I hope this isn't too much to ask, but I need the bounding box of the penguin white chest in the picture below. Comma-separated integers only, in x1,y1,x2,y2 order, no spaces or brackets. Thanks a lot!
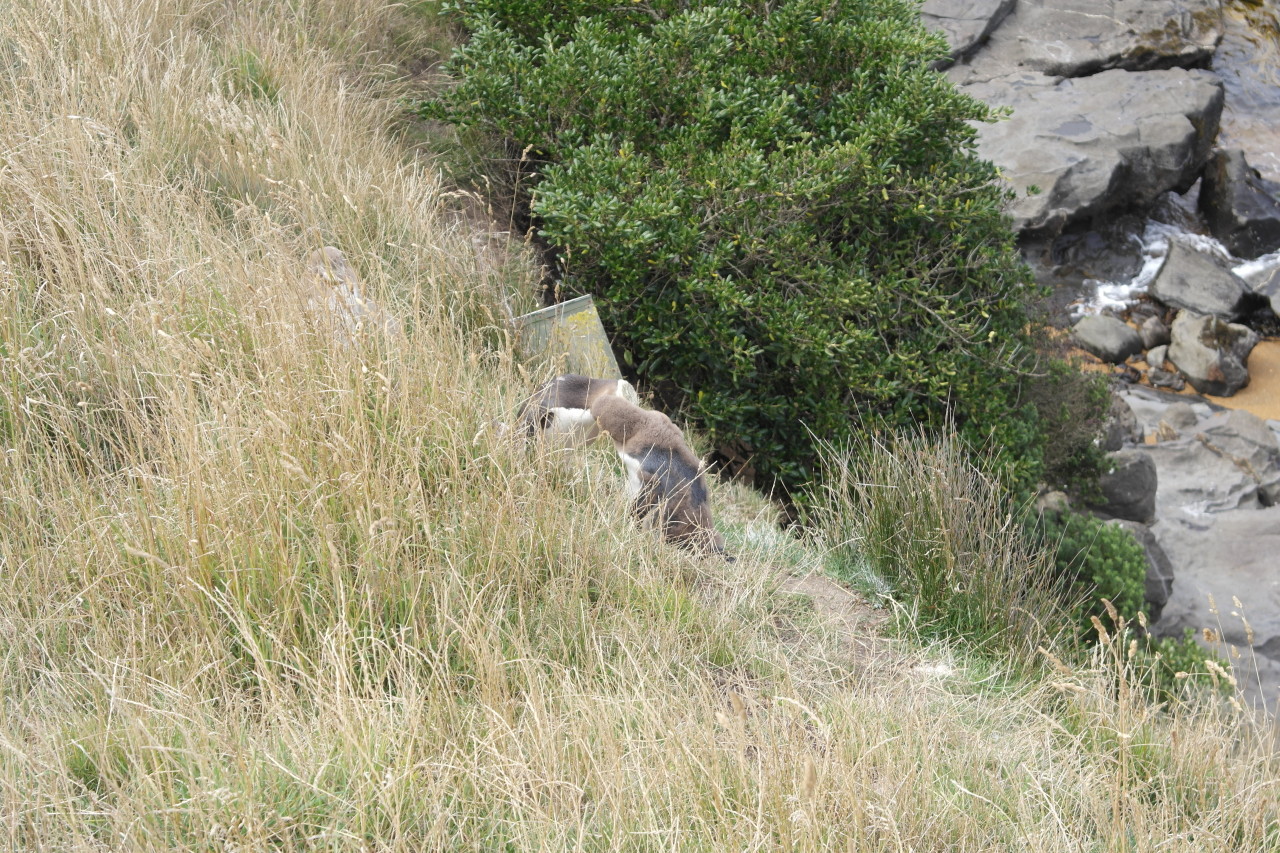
618,450,644,500
545,407,598,444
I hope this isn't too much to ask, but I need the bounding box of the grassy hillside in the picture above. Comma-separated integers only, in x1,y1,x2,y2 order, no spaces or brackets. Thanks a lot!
0,0,1275,849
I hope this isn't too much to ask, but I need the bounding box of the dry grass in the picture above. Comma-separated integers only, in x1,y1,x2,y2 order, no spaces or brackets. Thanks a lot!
0,0,1277,849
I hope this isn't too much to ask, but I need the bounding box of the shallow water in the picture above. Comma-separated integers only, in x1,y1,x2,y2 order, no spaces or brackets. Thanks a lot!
1072,211,1280,318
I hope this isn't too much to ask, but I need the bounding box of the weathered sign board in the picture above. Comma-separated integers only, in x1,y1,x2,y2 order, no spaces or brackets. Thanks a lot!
512,294,622,379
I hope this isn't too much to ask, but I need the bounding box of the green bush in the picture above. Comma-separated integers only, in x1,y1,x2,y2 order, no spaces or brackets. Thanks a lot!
1136,629,1232,703
1037,510,1148,639
1022,354,1110,496
425,0,1051,494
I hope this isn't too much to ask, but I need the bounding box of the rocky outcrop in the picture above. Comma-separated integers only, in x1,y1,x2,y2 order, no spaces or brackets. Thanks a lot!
950,0,1223,82
921,0,1016,62
1116,384,1280,711
1072,314,1142,363
932,0,1229,237
954,69,1224,235
1093,448,1157,523
1166,311,1259,397
1147,240,1251,320
1152,505,1280,712
1199,148,1280,260
921,0,1280,713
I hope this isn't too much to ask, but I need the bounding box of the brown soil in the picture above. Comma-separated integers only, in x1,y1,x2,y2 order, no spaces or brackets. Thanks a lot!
777,571,888,658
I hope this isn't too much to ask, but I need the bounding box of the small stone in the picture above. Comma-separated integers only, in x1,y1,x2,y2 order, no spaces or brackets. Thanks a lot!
1148,367,1186,391
1140,315,1171,349
1073,314,1143,364
1146,344,1169,369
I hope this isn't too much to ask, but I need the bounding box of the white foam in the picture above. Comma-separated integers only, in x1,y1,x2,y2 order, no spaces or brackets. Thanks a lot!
1233,250,1280,285
1072,221,1236,318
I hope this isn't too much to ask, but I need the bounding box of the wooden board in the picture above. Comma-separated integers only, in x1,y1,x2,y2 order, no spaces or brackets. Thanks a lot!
512,294,623,379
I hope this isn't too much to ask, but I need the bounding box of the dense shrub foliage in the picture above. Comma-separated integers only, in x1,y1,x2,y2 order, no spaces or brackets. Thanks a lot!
1038,510,1148,639
1024,353,1111,496
425,0,1047,492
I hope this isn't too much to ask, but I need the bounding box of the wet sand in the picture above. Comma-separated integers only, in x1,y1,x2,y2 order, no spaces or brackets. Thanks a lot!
1075,336,1280,424
1194,339,1280,422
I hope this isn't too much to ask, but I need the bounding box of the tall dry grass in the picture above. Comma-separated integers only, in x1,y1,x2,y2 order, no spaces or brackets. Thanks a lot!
0,0,1276,849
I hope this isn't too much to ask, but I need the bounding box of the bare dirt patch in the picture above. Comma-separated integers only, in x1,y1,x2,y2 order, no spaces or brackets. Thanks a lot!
777,571,889,662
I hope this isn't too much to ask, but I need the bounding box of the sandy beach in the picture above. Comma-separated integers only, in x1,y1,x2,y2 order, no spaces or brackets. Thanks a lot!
1196,339,1280,422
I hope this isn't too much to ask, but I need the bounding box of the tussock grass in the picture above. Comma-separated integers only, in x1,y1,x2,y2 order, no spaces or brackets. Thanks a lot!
0,0,1276,849
811,430,1069,669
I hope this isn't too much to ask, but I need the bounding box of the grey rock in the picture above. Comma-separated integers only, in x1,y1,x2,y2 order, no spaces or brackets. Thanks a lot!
1199,148,1280,259
954,68,1224,235
1146,408,1280,513
1202,409,1280,507
1093,448,1158,523
1152,505,1280,714
1042,219,1148,287
1140,315,1172,349
1163,400,1201,432
1109,519,1175,624
1146,344,1170,369
1129,300,1163,324
1167,311,1259,396
1035,489,1071,515
1148,241,1252,320
1117,384,1214,438
1214,5,1280,184
1148,368,1186,391
921,0,1016,63
1250,266,1280,319
1102,394,1142,451
951,0,1223,83
1073,314,1143,363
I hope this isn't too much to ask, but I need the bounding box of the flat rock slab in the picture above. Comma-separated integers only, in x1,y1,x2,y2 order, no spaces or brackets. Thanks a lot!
950,0,1223,83
1153,505,1280,715
956,68,1224,234
921,0,1016,61
1146,408,1280,513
